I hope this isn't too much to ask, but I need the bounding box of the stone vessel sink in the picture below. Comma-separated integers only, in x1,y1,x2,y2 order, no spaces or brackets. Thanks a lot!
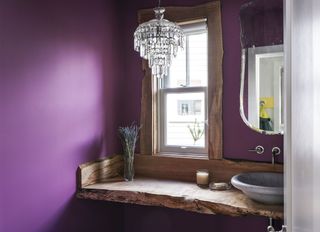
231,172,283,204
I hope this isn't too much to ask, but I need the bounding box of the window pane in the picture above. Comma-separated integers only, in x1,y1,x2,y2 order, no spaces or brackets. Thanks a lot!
165,92,206,147
167,47,187,88
189,33,208,87
166,31,208,88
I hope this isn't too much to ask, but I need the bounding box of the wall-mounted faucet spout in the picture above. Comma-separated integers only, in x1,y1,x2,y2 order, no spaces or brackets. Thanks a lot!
271,147,281,165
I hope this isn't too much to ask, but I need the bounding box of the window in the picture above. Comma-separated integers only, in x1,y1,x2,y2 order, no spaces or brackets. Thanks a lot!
139,2,223,160
159,21,208,154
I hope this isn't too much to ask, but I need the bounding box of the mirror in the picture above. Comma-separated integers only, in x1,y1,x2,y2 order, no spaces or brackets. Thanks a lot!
239,0,284,135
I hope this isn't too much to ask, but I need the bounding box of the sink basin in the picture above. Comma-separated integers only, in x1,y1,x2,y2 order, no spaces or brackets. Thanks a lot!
231,172,283,204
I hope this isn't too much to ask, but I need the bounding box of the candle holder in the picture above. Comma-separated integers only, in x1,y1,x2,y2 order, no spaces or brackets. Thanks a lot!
196,169,209,188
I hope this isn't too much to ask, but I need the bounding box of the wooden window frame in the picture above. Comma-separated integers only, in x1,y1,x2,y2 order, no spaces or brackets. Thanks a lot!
140,1,223,160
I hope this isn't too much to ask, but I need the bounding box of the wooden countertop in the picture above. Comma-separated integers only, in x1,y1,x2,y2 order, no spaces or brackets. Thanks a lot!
77,177,283,219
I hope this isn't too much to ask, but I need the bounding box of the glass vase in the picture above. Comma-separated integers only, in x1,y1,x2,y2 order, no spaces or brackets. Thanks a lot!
123,155,134,181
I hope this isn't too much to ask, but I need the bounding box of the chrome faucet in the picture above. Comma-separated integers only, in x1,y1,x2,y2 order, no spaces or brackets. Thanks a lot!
268,218,287,232
271,147,281,165
248,146,281,165
248,145,265,154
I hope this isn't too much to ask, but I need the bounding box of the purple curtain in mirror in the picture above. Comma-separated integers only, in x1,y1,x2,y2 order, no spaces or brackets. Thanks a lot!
240,0,283,48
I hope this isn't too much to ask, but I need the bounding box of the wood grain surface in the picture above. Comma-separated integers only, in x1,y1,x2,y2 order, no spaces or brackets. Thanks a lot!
77,177,283,219
134,154,283,183
77,155,123,188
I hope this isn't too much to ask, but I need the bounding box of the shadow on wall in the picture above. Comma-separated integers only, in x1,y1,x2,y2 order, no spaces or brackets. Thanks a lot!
0,0,124,231
44,197,123,232
123,204,272,232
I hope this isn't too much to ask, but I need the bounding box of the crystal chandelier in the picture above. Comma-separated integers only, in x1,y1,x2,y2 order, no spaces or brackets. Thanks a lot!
134,0,185,79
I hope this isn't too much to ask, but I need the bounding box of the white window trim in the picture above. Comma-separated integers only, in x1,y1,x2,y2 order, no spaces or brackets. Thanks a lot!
158,86,208,155
157,20,209,156
164,22,208,89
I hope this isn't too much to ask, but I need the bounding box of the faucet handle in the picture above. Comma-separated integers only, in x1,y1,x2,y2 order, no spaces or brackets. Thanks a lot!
248,145,265,154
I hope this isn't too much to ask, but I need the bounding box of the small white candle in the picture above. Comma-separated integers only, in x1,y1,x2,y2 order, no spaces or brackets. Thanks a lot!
196,170,209,187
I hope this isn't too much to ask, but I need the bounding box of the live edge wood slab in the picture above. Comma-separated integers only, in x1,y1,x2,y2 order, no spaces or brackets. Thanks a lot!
76,155,284,219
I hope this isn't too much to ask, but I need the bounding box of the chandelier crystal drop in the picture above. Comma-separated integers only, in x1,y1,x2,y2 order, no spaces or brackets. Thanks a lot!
134,7,185,79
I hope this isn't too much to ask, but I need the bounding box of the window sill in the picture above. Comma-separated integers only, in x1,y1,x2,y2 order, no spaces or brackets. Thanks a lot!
77,155,283,219
154,152,209,160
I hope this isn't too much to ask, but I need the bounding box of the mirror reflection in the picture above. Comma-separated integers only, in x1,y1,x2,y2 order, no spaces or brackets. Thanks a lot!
239,0,284,135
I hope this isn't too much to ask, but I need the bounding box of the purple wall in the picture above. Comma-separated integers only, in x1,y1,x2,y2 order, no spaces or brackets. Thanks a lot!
119,0,283,231
0,1,123,231
240,0,283,48
0,0,283,231
124,205,275,232
221,0,283,162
